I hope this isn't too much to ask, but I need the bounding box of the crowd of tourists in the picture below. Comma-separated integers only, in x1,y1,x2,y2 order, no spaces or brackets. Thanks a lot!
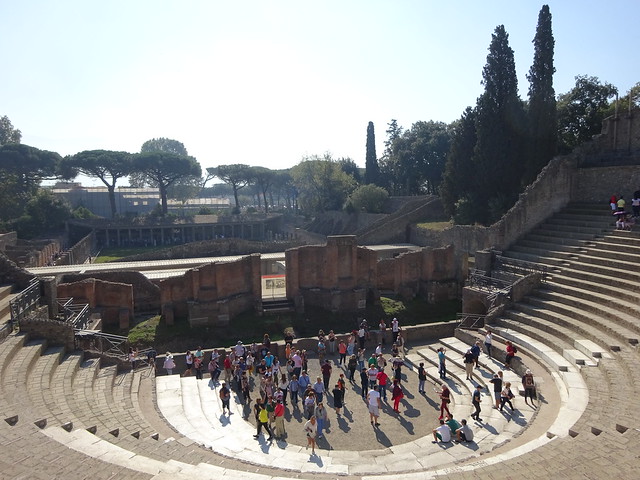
610,190,640,230
160,322,535,454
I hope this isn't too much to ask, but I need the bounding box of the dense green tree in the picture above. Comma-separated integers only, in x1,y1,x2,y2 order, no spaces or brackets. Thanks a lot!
473,25,526,224
557,75,617,153
0,115,21,145
346,184,389,213
0,144,61,223
141,137,188,156
209,164,252,213
12,190,71,239
291,154,355,213
364,121,380,185
61,150,133,218
384,121,451,195
249,166,276,213
524,4,557,186
602,82,640,118
439,107,478,219
338,157,362,183
270,170,296,210
378,119,403,192
132,152,202,215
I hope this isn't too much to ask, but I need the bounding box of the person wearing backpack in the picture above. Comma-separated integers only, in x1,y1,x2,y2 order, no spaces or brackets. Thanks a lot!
219,382,233,415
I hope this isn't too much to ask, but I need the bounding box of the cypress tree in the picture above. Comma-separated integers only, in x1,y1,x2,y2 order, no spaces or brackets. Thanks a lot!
473,25,525,224
524,4,557,185
364,121,380,185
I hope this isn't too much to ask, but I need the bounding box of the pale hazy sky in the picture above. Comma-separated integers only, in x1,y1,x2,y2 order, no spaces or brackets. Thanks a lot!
2,1,638,185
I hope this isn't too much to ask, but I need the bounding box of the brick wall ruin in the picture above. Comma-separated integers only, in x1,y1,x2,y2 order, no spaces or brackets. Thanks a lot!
57,278,134,328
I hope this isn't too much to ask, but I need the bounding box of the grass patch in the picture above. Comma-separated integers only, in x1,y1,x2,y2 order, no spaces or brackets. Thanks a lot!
115,297,461,352
94,246,166,263
415,220,452,231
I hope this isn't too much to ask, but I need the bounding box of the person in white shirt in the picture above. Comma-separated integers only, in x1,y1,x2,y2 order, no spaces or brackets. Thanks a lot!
391,318,399,343
432,419,452,443
367,385,382,426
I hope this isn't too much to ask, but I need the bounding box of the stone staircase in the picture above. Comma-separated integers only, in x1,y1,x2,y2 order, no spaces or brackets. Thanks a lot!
453,202,640,477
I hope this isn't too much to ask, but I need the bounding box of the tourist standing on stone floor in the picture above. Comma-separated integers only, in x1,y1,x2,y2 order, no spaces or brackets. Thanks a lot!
328,330,336,354
392,355,406,383
313,376,325,404
391,379,404,413
298,370,311,392
347,332,356,356
304,416,317,454
245,352,254,375
418,362,427,394
194,355,203,380
289,375,300,406
522,369,537,406
471,341,481,368
338,340,347,365
357,348,366,371
321,360,332,390
610,194,618,211
377,353,387,371
273,400,285,439
301,349,308,372
223,354,233,382
220,382,233,415
484,329,493,357
285,342,291,361
367,384,382,426
360,368,369,399
437,347,447,379
348,355,357,381
500,382,515,412
391,342,399,357
128,347,138,370
396,330,405,356
183,350,193,377
392,317,399,343
254,400,274,442
436,383,451,419
314,402,328,438
278,373,289,406
241,371,251,402
163,352,175,375
292,350,303,378
463,348,475,381
337,374,346,404
332,383,344,415
367,365,378,389
379,319,387,344
490,371,503,409
471,385,483,422
317,339,326,363
358,324,366,349
304,391,316,419
377,368,390,401
262,334,271,357
632,192,640,218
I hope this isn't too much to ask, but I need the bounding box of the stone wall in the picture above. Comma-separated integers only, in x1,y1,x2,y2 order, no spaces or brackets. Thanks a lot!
20,308,75,351
159,254,262,327
573,165,640,204
286,236,378,313
0,232,17,252
0,252,36,289
377,245,462,301
57,278,134,328
62,271,160,314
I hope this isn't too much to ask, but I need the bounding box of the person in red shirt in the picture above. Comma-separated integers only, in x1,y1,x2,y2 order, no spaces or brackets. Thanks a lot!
376,369,389,401
505,341,517,369
391,379,404,413
273,400,286,439
321,360,332,390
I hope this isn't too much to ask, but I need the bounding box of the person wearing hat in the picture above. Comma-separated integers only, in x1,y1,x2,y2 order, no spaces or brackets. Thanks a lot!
522,369,536,406
163,352,175,375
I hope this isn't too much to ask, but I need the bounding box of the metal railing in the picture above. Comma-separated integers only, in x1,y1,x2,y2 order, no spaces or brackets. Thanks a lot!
457,313,486,329
57,298,91,330
74,330,129,358
9,278,41,326
493,255,548,282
